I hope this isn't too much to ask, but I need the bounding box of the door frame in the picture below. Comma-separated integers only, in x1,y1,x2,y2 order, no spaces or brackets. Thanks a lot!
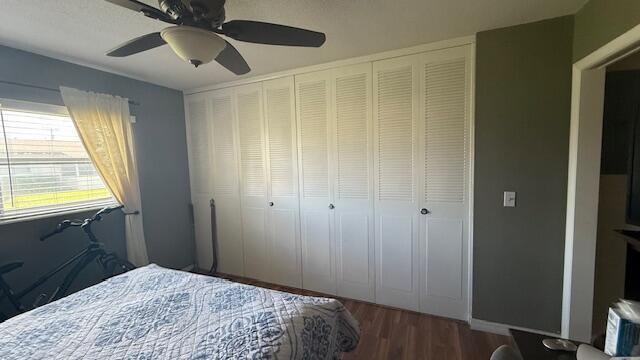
562,24,640,342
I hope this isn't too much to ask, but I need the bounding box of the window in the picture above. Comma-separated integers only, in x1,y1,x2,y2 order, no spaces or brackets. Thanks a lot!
0,99,115,221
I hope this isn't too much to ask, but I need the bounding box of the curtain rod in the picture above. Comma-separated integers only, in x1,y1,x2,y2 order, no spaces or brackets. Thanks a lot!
0,80,140,106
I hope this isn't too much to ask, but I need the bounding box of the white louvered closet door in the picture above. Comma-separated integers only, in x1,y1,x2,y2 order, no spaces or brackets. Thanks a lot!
185,96,214,270
332,63,375,302
295,70,336,295
209,89,243,276
373,54,422,311
418,46,471,320
263,76,302,288
235,83,270,281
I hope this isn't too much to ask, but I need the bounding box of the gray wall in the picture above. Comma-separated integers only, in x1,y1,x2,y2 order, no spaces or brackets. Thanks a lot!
0,45,194,313
573,0,640,61
473,16,574,333
0,210,126,315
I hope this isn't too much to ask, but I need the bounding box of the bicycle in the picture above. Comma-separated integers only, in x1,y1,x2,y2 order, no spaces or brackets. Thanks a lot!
0,205,135,321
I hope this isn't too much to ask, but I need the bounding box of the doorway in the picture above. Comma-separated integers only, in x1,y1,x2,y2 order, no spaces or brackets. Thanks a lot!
563,24,640,342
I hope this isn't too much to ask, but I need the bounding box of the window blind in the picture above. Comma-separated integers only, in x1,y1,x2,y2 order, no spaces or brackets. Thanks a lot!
0,102,114,221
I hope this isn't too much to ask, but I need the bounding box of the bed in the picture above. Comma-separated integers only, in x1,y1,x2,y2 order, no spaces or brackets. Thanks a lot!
0,264,360,359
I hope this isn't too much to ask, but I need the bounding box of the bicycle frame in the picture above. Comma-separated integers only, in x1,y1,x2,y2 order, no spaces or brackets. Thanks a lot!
0,205,129,318
0,244,108,313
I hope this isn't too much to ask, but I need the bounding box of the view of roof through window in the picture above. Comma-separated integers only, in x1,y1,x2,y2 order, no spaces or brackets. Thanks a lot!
0,107,113,220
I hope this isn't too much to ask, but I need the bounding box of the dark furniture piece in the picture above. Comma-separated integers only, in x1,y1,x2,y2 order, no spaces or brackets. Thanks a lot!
615,229,640,301
511,329,584,360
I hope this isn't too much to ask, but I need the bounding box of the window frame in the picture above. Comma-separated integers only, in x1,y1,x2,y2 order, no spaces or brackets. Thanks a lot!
0,98,117,224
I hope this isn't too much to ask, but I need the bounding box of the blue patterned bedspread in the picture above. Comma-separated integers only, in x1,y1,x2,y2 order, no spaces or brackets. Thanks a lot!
0,264,360,359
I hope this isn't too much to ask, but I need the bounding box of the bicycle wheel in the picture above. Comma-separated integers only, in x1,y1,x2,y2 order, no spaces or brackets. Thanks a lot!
100,253,135,279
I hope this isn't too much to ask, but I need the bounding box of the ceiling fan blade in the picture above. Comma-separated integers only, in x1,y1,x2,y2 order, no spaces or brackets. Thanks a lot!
106,32,166,57
221,20,326,47
215,41,250,75
104,0,174,22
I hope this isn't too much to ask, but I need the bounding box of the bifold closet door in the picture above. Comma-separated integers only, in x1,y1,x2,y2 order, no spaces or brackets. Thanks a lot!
185,96,215,270
263,76,302,288
373,54,422,311
235,83,270,281
332,63,375,302
295,70,336,295
209,89,243,276
418,46,471,320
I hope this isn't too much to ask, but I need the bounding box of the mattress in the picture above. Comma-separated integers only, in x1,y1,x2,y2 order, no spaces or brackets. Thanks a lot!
0,264,359,359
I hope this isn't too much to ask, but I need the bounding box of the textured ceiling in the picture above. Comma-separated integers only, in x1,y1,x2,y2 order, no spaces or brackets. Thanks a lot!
1,0,586,90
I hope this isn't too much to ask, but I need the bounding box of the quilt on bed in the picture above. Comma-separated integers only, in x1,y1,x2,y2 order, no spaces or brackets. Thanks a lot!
0,264,359,359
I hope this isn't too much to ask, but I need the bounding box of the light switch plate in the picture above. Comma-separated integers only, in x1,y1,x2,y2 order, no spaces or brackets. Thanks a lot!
503,191,516,207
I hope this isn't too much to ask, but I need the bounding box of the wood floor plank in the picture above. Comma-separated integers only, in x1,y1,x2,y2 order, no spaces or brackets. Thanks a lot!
405,323,418,360
207,272,511,359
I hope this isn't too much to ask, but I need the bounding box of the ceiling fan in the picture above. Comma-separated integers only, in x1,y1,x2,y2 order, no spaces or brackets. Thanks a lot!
104,0,326,75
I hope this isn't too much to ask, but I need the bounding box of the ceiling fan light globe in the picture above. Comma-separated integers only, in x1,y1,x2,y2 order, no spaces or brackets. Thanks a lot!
160,26,226,66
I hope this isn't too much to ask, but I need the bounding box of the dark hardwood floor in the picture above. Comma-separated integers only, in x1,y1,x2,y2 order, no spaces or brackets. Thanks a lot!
211,271,512,360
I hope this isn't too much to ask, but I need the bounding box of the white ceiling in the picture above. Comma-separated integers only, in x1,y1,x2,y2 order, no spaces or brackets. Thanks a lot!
1,0,586,91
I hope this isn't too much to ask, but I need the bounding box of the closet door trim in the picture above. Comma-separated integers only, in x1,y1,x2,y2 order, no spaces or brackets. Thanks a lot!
209,87,244,276
235,82,270,282
184,94,214,270
372,54,422,311
295,69,337,294
417,45,472,321
332,62,376,302
263,76,302,287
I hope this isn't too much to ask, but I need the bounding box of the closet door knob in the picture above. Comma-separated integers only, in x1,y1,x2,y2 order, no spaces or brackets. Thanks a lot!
328,203,335,210
268,201,274,207
420,208,430,215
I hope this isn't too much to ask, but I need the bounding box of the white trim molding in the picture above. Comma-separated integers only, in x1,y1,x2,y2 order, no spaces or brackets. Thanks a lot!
562,23,640,342
562,66,605,342
467,41,477,323
185,35,476,95
0,97,69,115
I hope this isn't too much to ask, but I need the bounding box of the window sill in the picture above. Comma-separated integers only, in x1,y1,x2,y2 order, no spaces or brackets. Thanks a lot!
0,201,120,226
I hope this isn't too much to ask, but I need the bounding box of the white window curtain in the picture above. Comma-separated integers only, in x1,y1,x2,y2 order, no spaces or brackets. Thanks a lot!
60,87,149,266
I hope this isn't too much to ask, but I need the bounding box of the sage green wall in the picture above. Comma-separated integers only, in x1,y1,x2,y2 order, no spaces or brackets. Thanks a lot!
473,16,574,333
574,0,640,61
472,0,640,333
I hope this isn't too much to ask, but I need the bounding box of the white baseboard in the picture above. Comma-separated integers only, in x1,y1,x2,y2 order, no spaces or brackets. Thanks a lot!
469,318,561,338
180,264,195,272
